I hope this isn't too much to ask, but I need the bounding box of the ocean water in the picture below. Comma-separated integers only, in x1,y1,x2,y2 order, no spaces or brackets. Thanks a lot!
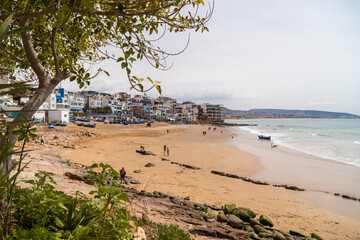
226,119,360,167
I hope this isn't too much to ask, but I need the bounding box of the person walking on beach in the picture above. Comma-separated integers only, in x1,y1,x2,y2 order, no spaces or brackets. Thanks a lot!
40,136,45,144
163,145,167,155
120,167,126,185
167,147,169,156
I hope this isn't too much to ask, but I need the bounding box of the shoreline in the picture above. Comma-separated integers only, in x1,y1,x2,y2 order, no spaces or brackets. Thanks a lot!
58,122,360,239
229,126,360,222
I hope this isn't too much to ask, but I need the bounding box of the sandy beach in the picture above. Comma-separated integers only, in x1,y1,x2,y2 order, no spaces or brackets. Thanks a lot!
57,122,360,239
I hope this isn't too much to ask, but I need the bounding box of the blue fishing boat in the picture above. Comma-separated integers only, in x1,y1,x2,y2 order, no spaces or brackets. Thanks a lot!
84,123,96,128
60,123,67,127
77,123,84,126
48,124,55,128
258,135,271,140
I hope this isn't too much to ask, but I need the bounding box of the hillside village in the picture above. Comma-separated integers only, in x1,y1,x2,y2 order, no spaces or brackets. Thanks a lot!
0,73,224,124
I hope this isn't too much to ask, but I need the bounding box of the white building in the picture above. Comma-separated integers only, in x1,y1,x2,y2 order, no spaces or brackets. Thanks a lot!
48,110,70,123
68,91,84,112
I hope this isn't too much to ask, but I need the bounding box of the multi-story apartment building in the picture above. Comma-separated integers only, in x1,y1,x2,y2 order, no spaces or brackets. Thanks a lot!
55,88,70,110
201,103,224,123
68,91,84,112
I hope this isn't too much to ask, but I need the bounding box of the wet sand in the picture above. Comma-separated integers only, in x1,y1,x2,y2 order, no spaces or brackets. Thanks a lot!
61,122,360,239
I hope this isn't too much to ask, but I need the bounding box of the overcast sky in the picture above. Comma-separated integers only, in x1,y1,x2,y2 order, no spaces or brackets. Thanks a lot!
63,0,360,115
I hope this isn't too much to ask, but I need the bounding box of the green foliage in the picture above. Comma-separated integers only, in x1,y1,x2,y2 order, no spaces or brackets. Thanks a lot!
1,0,212,93
5,162,192,239
137,220,192,240
93,106,112,114
8,169,133,239
84,162,122,187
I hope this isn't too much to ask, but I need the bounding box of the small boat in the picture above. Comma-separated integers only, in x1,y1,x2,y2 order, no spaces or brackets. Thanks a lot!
77,123,84,126
48,124,55,128
60,122,67,127
85,123,96,128
258,135,271,140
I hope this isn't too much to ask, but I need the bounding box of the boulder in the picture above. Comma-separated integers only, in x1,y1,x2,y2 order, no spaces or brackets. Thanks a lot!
64,172,84,181
233,208,251,222
226,214,243,229
253,225,270,235
133,169,142,173
133,227,147,240
273,231,286,240
259,215,274,227
144,163,155,167
249,218,261,227
289,230,305,237
249,232,261,240
242,223,254,232
311,233,323,240
183,201,195,209
216,212,227,222
169,196,182,205
258,232,273,238
224,204,236,214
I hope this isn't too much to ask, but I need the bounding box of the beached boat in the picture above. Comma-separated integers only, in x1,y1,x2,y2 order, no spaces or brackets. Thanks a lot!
84,123,96,128
48,124,55,128
77,123,84,126
258,135,271,140
60,123,67,127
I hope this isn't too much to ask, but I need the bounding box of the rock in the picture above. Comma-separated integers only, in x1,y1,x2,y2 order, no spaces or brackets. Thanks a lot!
64,172,84,181
289,230,305,237
226,214,243,229
217,212,227,222
311,232,323,240
183,201,195,209
194,203,208,212
242,223,254,232
253,225,270,235
224,204,236,214
249,232,261,240
133,169,142,173
184,196,190,200
341,194,357,201
144,163,155,167
233,208,251,222
169,196,182,205
129,179,141,184
273,231,286,240
258,231,273,238
161,157,170,161
285,185,305,191
259,215,274,227
205,204,221,211
249,218,261,227
133,226,147,240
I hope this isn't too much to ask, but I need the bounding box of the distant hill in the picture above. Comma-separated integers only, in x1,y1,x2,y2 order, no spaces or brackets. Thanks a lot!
224,108,360,119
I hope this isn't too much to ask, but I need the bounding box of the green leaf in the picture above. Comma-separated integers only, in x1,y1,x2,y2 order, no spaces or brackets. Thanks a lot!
0,13,13,41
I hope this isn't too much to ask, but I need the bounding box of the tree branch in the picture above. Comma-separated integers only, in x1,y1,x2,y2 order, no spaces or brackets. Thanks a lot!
0,8,58,21
0,46,30,67
51,28,60,75
19,17,48,86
